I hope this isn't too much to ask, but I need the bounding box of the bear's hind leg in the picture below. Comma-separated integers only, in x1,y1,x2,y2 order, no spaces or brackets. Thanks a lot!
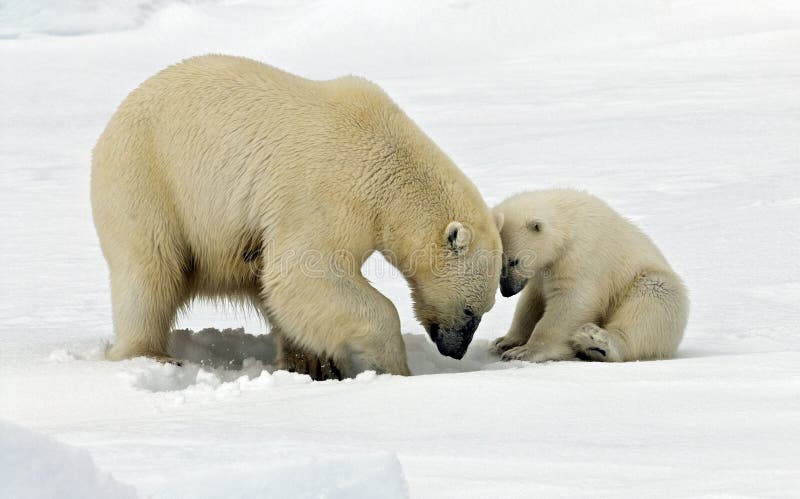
106,265,187,362
104,228,189,362
93,133,190,363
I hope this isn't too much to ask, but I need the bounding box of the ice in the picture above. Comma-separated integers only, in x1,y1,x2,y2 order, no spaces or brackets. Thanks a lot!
0,421,136,499
148,450,409,499
0,0,172,38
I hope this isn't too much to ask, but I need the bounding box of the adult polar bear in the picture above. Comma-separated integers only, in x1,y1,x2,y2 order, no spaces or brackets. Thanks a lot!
92,55,502,377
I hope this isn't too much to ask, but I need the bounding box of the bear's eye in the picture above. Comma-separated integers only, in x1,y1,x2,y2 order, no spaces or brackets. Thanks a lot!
508,258,519,268
464,308,474,317
527,220,542,233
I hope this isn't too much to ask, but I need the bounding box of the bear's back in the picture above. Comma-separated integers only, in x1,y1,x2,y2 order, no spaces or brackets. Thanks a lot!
125,55,395,128
524,189,673,278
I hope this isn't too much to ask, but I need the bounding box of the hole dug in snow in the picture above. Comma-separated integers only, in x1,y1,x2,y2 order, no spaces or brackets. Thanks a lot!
108,327,511,394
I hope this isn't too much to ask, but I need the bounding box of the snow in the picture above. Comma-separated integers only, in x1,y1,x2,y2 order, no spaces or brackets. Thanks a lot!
0,0,163,38
2,0,800,497
0,421,136,499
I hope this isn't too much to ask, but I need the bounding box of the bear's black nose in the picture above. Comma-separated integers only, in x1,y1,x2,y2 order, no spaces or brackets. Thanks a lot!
429,323,440,342
430,316,480,360
500,276,526,297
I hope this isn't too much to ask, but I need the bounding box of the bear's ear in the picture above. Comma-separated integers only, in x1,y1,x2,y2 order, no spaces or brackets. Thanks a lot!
527,218,545,233
493,212,505,231
445,221,471,253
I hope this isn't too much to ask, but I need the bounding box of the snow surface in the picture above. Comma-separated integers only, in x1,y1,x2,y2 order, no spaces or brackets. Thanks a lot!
2,1,800,497
0,421,136,498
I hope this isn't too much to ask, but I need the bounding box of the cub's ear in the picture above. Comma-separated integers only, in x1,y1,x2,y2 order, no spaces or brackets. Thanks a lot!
527,218,545,233
445,221,472,253
493,212,505,231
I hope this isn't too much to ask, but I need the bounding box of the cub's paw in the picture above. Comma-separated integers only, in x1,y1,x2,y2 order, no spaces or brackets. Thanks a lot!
571,323,622,362
501,345,533,361
501,343,574,363
490,335,525,354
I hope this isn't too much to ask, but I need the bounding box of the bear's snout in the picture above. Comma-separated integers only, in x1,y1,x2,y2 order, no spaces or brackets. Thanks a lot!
500,275,527,297
428,316,481,360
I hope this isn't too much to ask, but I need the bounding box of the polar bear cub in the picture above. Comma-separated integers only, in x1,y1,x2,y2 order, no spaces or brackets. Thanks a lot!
491,189,688,362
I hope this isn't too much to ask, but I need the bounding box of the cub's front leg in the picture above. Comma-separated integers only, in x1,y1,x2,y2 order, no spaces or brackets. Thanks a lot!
501,291,592,362
491,284,545,354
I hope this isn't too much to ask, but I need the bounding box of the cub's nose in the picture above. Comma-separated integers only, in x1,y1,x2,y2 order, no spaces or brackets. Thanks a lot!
500,276,526,297
501,258,520,279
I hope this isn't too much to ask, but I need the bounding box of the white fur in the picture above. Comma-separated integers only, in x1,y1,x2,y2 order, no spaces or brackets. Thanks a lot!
91,55,501,376
491,189,689,362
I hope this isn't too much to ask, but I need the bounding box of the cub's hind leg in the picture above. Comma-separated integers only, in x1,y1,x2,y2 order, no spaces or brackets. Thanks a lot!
571,323,624,362
571,272,688,362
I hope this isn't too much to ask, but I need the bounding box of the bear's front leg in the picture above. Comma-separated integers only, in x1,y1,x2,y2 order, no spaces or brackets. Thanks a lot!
273,330,342,380
502,341,575,363
501,292,592,363
491,284,545,354
263,269,411,378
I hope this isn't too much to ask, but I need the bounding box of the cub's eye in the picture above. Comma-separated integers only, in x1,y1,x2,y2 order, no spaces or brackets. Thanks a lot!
464,308,474,317
508,258,520,268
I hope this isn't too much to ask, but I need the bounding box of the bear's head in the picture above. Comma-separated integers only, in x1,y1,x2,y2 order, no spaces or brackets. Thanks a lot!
405,218,502,360
493,193,568,297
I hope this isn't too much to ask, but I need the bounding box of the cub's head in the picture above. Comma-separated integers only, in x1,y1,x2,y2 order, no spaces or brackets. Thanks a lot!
493,193,566,297
407,218,502,360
